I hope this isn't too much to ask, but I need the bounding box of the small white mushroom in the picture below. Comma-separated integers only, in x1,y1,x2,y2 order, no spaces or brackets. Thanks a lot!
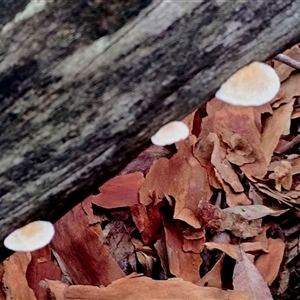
151,121,189,146
215,61,280,106
4,220,55,252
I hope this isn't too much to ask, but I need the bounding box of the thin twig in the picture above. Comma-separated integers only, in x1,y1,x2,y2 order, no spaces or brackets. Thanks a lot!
275,135,300,154
274,53,300,70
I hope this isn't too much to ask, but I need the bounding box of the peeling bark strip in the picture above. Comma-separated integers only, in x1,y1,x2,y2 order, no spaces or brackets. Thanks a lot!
0,0,299,260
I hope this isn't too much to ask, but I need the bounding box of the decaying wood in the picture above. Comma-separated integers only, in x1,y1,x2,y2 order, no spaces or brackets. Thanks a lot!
0,0,300,260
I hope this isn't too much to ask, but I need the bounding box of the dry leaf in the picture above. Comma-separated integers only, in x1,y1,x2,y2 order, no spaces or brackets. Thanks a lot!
200,203,262,238
120,145,171,175
214,170,252,206
291,107,300,119
255,238,285,285
204,242,268,260
46,275,249,300
251,224,270,251
154,239,169,279
272,73,300,108
248,183,264,205
139,136,212,228
276,267,290,295
197,254,225,288
209,132,244,192
194,136,221,189
269,156,300,176
223,205,289,220
233,249,273,300
136,252,156,277
290,156,300,175
269,160,292,191
253,103,273,132
213,105,267,178
221,214,262,239
261,100,295,166
193,110,222,189
255,182,299,208
92,172,144,209
2,252,37,300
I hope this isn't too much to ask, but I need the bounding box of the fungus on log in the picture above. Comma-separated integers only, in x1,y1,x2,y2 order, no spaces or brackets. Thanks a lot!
0,0,300,260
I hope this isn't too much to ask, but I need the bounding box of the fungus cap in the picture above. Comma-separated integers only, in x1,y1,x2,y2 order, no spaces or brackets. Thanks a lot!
215,61,280,106
151,121,189,146
4,220,55,252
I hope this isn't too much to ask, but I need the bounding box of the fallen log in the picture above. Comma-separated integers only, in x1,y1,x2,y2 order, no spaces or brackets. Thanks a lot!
0,0,299,260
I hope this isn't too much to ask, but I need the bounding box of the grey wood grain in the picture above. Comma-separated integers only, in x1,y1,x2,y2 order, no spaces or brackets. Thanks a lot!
0,0,299,260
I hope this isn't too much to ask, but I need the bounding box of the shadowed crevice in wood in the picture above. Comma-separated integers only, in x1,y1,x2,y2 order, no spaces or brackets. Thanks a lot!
0,0,30,29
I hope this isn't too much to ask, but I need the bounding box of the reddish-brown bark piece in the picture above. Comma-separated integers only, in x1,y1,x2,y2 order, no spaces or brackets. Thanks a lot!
51,203,125,286
182,227,205,253
213,170,252,206
139,136,212,228
120,145,171,176
209,133,244,193
92,172,144,209
0,0,300,265
261,99,295,165
130,202,163,245
213,105,267,179
46,275,249,300
162,208,203,283
253,103,273,132
0,264,5,300
194,99,230,190
26,246,61,300
274,73,300,107
81,195,98,225
2,253,36,300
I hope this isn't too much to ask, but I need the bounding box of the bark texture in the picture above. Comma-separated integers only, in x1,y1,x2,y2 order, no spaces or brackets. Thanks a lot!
0,0,300,260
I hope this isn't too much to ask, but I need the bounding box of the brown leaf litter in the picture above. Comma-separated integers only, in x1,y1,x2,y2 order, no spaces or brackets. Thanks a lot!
3,45,300,300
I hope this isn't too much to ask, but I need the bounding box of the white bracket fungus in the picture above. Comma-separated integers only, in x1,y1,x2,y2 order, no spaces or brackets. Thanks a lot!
4,220,55,252
151,121,189,146
215,61,280,106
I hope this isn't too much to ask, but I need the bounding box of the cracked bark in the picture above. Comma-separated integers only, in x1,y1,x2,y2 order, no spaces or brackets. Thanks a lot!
0,0,300,260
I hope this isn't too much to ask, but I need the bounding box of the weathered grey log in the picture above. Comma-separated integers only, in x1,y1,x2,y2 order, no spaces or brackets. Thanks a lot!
0,0,300,260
